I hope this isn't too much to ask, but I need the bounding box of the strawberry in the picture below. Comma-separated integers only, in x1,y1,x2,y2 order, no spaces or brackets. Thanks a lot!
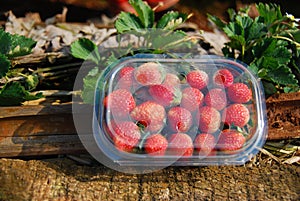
130,101,166,133
204,88,227,111
222,104,250,127
103,89,136,120
163,73,181,87
116,66,135,90
167,107,192,132
216,129,246,152
213,69,234,88
194,133,216,156
180,87,204,112
168,133,194,156
109,121,141,152
186,70,209,90
227,83,252,103
198,106,221,133
134,62,165,86
144,134,168,156
148,84,182,107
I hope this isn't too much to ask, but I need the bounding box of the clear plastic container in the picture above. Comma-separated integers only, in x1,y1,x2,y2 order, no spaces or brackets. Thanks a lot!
91,54,267,173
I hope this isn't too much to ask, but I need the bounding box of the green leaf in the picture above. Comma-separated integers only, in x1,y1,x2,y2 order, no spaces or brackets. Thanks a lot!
207,14,226,29
267,66,298,86
262,80,277,96
82,74,101,104
253,38,291,69
256,3,282,26
129,0,154,28
115,12,143,33
70,38,100,64
157,11,188,30
8,34,36,58
0,29,11,55
0,82,42,106
25,74,39,91
0,53,10,78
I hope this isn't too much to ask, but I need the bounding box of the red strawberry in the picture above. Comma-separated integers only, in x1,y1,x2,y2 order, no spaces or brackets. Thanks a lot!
103,89,136,120
163,73,181,87
194,133,216,156
148,84,182,107
167,107,192,132
204,88,227,111
168,133,194,156
186,70,209,90
198,106,221,133
213,69,234,88
109,121,141,152
180,87,204,112
116,66,136,90
227,83,252,103
130,101,166,133
217,129,246,152
144,134,168,156
222,104,250,127
134,62,165,86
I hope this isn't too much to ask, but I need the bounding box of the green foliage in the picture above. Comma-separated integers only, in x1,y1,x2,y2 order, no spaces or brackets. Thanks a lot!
208,3,300,95
0,29,41,106
71,0,194,103
0,82,43,106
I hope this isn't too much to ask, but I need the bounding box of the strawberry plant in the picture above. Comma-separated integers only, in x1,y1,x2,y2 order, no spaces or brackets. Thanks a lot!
70,0,194,103
0,29,42,106
208,3,300,95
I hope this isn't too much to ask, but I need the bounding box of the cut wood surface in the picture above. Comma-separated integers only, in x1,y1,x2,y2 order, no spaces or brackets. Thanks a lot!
0,157,299,201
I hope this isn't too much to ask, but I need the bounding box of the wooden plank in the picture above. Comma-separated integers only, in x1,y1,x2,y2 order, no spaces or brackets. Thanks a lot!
0,135,86,157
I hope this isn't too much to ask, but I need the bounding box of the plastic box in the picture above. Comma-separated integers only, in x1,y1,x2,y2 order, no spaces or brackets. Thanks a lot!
91,54,267,172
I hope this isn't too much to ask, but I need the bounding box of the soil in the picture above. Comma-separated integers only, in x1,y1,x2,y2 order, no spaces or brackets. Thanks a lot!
0,155,299,201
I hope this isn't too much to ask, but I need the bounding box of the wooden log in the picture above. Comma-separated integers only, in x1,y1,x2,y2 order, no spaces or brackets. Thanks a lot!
266,92,300,140
0,92,299,157
0,103,91,157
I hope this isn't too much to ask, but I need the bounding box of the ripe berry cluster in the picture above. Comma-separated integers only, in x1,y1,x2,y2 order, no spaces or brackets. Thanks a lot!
102,61,253,157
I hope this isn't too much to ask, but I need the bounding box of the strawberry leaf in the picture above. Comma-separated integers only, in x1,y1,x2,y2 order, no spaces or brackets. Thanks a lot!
70,38,100,64
0,29,11,55
7,34,36,58
129,0,154,28
0,53,10,78
115,12,143,33
156,11,189,30
0,82,43,106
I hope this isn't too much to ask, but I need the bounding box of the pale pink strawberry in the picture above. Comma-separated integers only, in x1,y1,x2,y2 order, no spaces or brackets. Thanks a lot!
130,101,166,133
222,104,250,127
168,133,194,156
167,107,192,132
227,83,252,103
204,88,227,110
109,121,141,152
180,87,204,112
144,134,168,156
116,66,135,90
163,73,181,87
216,129,246,152
186,70,209,90
213,69,234,88
198,106,221,133
103,89,136,120
194,133,216,156
148,84,182,107
134,62,165,86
